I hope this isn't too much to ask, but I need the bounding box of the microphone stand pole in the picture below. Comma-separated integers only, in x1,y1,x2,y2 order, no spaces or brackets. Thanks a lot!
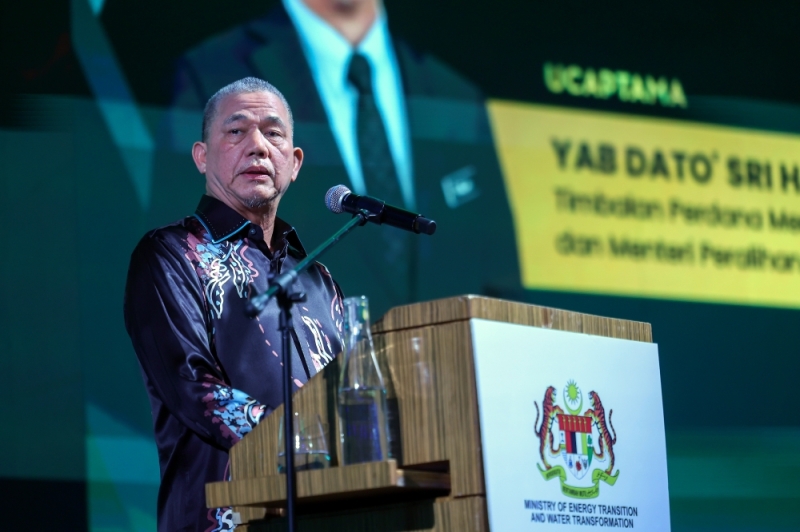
245,211,369,532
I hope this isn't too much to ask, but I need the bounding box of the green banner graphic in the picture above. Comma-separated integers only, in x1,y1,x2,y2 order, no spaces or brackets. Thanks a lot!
537,464,620,499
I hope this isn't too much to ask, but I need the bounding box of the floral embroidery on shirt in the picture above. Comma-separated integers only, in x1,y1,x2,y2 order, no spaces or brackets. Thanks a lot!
185,224,258,318
300,314,337,372
201,378,265,444
205,507,236,532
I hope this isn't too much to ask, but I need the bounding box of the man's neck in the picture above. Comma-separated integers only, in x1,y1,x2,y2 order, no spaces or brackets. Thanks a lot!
208,191,281,251
302,0,378,46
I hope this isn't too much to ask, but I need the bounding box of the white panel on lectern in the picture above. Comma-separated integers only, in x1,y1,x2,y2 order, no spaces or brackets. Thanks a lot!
471,319,670,531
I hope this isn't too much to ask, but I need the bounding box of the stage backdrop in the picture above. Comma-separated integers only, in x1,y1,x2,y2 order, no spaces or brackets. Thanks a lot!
2,0,798,530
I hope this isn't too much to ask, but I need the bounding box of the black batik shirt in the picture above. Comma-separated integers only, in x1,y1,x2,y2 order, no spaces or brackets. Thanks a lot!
124,195,344,532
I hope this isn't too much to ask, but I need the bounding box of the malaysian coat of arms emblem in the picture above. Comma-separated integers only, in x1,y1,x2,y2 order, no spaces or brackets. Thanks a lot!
534,380,619,498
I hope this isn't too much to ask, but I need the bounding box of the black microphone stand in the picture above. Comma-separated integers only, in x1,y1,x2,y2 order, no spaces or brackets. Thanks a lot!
245,210,369,532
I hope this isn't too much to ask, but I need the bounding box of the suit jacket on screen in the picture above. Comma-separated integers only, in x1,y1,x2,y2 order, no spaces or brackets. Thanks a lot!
167,5,521,317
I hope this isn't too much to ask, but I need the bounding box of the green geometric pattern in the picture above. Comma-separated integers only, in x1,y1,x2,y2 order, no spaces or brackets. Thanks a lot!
72,0,154,210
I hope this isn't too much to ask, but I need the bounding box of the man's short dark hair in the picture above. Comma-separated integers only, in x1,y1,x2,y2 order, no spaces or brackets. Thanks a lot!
201,77,294,142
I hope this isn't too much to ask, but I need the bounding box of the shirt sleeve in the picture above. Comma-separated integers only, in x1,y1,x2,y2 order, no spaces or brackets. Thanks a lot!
124,233,266,450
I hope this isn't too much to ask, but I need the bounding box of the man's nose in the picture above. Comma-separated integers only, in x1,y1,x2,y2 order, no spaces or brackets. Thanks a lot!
247,129,270,158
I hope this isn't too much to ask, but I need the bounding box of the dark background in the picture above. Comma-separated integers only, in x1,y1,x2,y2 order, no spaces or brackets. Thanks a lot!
2,0,798,530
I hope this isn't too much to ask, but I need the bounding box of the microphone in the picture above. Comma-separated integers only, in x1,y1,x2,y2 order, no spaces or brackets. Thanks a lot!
325,185,436,235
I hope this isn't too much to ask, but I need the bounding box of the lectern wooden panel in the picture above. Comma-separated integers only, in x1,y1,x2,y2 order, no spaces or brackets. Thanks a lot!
205,295,652,530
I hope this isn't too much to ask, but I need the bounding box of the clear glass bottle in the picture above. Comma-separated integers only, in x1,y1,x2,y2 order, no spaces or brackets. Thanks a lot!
338,295,390,465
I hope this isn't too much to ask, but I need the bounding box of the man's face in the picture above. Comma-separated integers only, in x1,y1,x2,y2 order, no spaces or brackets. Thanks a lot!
192,91,303,216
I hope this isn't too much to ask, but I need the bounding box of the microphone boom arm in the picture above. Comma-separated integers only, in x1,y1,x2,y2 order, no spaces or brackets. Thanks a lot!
245,210,369,317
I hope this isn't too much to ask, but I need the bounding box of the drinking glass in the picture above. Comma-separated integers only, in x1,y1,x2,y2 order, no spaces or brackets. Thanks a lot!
277,411,330,473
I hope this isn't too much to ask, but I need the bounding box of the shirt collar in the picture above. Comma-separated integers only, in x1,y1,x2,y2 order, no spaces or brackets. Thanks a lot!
356,10,390,63
193,195,307,256
282,0,391,81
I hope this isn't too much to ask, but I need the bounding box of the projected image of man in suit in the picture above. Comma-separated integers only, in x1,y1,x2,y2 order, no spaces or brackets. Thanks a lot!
167,0,520,316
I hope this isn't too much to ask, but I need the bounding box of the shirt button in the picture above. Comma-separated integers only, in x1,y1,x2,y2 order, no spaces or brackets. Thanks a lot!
248,227,257,236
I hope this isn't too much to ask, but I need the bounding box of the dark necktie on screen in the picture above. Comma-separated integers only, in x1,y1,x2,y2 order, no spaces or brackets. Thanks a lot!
347,52,413,303
347,53,403,207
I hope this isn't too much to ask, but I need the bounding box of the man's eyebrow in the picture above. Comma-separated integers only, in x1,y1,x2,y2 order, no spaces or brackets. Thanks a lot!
262,115,287,130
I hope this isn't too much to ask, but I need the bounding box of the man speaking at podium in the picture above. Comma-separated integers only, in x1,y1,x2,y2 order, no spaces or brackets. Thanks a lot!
125,78,344,531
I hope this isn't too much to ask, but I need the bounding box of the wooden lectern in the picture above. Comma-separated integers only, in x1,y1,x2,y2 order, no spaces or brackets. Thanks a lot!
206,295,652,531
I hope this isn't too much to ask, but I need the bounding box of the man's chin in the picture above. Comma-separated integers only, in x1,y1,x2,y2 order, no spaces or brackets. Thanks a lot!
242,191,279,210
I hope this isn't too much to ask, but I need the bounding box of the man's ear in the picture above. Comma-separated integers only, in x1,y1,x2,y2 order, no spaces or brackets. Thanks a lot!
192,141,208,174
291,147,304,182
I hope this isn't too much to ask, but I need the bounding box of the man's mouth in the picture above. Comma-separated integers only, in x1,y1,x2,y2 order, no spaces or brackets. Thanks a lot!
240,165,272,180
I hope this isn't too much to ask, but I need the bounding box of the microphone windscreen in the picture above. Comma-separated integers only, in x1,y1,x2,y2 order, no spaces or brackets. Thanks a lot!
325,185,351,214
